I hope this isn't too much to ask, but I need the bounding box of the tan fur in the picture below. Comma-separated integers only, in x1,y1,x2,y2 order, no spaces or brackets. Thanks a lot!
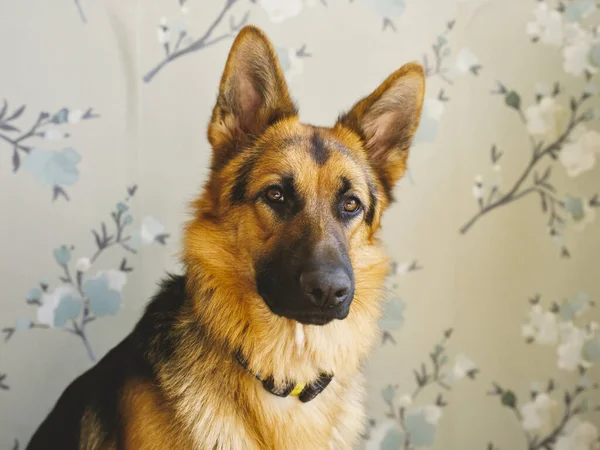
116,25,425,449
79,409,115,450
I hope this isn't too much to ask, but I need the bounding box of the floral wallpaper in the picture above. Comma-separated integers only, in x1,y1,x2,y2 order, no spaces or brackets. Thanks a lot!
1,0,599,449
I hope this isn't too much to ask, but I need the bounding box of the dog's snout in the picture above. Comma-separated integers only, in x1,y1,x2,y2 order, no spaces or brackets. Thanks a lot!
300,269,352,309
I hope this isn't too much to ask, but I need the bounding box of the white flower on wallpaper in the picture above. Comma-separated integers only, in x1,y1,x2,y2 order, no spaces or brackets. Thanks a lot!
557,321,593,371
521,304,559,344
75,257,92,273
257,0,320,23
563,37,597,77
526,0,600,77
487,293,600,450
559,127,600,177
563,21,599,77
446,47,480,80
156,17,171,45
519,393,560,434
2,186,169,361
471,175,484,201
521,293,600,373
444,353,478,383
140,216,168,245
525,96,567,142
555,419,600,450
526,2,564,46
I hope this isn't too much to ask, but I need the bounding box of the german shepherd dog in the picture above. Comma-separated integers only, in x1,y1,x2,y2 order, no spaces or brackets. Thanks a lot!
27,25,425,450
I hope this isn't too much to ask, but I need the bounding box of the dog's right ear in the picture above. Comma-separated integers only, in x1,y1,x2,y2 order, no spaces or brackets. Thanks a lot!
208,26,297,169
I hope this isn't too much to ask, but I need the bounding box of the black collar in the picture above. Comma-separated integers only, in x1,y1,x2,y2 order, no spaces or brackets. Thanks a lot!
234,350,333,403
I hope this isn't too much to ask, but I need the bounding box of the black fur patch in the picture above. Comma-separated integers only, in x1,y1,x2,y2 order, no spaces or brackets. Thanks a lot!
379,177,394,203
231,153,259,204
337,177,353,200
365,181,378,226
310,131,329,165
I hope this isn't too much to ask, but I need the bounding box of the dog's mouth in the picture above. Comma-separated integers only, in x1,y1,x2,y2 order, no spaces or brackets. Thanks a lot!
263,301,351,326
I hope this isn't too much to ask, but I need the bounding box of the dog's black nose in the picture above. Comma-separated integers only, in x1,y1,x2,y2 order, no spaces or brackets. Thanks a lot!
300,269,352,309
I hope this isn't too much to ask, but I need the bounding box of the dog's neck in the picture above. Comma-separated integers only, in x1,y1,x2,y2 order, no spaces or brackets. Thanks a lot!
234,348,334,402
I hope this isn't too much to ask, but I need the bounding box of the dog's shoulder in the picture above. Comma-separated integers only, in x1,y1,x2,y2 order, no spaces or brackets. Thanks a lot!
26,334,133,449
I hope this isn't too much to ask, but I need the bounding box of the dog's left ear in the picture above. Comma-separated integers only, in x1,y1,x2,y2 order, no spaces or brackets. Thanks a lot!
337,63,425,199
208,25,297,168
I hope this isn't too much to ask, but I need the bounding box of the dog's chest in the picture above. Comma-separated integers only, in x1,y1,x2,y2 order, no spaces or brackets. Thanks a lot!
256,389,339,448
248,375,365,450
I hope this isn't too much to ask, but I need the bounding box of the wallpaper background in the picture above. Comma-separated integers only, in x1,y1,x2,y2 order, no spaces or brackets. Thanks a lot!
1,0,600,449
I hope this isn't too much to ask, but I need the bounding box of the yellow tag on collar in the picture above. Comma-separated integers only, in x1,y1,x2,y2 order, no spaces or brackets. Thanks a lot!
289,382,307,396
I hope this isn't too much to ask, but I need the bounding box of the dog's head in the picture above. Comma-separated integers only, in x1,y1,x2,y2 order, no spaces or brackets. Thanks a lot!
186,26,424,328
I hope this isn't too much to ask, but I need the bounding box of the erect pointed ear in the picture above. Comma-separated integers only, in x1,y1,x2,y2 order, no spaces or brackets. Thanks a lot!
208,25,297,168
336,62,425,199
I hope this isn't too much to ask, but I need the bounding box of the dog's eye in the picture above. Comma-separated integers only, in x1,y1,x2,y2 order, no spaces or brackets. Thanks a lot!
265,187,285,203
343,197,361,213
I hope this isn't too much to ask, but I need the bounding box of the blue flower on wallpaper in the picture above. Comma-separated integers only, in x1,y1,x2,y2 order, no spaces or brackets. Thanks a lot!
364,0,406,18
563,195,585,220
37,285,78,327
14,318,31,332
0,102,98,201
25,288,41,303
565,0,595,21
414,98,445,143
53,245,72,266
379,298,406,331
22,148,81,188
357,0,406,31
380,428,403,450
405,410,438,447
559,291,591,321
583,337,600,363
2,186,169,362
381,385,395,404
53,295,82,327
82,271,126,317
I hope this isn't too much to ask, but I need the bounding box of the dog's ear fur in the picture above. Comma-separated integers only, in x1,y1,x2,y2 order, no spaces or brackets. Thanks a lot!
208,25,297,168
337,63,425,199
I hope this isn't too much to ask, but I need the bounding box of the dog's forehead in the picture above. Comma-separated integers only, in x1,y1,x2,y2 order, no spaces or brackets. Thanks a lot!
255,123,369,192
